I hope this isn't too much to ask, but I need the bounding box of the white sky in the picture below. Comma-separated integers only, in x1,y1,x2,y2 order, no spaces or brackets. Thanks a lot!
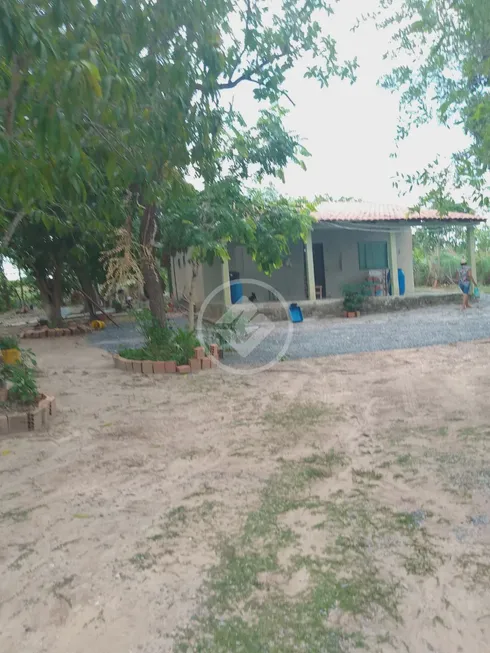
228,0,470,204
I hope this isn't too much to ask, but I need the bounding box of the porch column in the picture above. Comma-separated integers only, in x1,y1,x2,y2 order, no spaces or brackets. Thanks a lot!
389,231,400,296
466,225,477,284
305,230,316,300
221,256,232,307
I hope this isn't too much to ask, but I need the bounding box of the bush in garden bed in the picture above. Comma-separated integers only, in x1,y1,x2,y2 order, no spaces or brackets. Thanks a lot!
119,309,200,366
0,348,39,408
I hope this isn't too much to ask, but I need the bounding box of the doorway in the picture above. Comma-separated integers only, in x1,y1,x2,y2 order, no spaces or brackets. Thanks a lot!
313,243,326,298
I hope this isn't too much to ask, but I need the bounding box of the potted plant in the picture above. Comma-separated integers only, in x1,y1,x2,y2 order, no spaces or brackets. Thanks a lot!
0,336,21,365
342,283,368,318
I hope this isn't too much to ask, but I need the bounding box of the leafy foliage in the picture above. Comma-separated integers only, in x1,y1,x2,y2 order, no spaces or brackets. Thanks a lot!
1,0,357,326
379,0,490,207
342,283,370,312
122,309,200,365
0,347,38,404
7,362,38,405
0,335,19,350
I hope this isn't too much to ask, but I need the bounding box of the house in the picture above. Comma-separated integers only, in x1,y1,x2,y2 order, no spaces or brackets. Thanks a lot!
171,201,482,311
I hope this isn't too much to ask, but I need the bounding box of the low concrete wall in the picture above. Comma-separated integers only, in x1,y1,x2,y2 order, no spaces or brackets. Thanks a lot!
254,292,461,321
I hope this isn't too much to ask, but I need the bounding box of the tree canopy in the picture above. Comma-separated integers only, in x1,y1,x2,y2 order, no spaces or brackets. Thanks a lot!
1,0,357,325
379,0,490,209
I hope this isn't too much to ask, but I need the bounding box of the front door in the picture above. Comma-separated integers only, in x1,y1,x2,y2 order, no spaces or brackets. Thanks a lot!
313,243,326,299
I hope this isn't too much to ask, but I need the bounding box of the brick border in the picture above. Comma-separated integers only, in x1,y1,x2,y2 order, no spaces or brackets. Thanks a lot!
113,345,220,375
21,324,93,339
0,395,56,434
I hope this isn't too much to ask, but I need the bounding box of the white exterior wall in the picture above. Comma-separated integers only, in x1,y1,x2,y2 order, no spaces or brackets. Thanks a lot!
172,249,205,304
312,225,414,297
196,224,415,303
228,242,307,302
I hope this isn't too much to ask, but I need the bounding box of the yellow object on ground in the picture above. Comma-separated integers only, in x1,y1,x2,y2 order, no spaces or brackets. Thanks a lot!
2,348,20,365
90,320,106,330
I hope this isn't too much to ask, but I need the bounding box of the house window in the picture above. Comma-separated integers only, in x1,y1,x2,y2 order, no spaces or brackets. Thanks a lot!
358,241,388,270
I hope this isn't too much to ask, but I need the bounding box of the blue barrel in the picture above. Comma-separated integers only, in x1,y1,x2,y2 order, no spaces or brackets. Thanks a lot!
398,268,405,296
230,280,243,304
388,268,406,296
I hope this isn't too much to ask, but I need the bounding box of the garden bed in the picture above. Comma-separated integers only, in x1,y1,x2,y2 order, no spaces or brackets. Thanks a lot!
114,344,220,375
21,324,94,339
0,393,56,434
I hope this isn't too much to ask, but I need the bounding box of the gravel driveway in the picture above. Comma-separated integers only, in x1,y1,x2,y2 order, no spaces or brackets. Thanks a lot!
88,294,490,367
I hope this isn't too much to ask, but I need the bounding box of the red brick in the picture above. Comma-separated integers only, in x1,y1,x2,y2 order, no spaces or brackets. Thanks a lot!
177,365,191,374
194,346,205,359
142,361,154,374
201,357,212,370
210,343,220,358
153,361,166,374
31,330,40,339
0,415,8,434
46,396,56,417
132,361,143,373
54,328,63,337
164,361,177,373
28,406,45,431
189,358,201,373
48,329,56,337
8,412,29,434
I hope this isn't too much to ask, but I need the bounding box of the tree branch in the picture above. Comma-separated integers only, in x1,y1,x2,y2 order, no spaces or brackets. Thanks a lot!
5,55,22,138
1,211,24,250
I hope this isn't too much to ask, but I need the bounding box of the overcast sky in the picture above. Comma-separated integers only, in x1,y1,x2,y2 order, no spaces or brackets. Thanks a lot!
229,0,470,204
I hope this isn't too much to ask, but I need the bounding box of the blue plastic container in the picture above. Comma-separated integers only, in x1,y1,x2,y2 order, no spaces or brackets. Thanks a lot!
230,281,243,304
388,268,406,296
289,303,303,323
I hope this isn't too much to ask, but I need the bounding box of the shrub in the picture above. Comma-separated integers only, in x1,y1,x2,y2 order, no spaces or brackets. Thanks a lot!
0,335,19,350
173,328,200,365
120,310,200,364
8,363,38,405
342,283,370,312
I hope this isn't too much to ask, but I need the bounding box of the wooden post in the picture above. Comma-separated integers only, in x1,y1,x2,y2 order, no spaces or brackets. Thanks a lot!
389,231,400,296
467,225,477,285
305,230,316,301
221,256,232,307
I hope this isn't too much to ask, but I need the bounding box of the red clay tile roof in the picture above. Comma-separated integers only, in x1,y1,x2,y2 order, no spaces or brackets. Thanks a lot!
314,202,482,223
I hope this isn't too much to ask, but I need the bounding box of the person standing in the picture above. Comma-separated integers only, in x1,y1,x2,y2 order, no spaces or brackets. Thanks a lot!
458,258,476,310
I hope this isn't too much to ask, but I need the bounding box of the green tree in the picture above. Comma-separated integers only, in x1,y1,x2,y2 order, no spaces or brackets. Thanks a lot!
74,0,356,325
379,0,490,207
2,1,357,327
163,180,314,326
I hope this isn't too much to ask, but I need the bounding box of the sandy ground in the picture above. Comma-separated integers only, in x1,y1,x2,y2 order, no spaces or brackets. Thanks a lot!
1,337,490,652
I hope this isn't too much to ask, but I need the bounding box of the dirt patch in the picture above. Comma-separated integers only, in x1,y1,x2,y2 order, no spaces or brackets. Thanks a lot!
1,337,490,652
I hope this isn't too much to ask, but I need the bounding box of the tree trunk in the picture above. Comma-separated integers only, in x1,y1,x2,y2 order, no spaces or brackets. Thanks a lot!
161,251,172,296
140,203,166,327
0,257,12,310
35,265,63,327
76,268,98,320
188,260,200,329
